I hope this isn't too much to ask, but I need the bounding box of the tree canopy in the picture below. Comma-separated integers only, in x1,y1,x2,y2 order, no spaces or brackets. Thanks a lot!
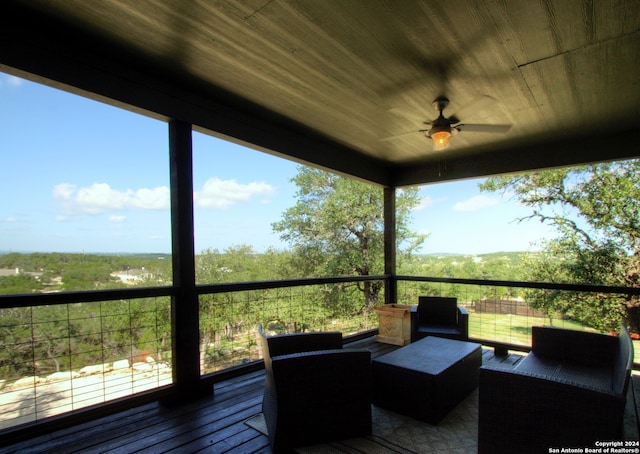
481,159,640,332
272,166,426,312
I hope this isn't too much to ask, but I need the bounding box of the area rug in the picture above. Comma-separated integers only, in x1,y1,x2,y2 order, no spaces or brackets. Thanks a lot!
244,389,477,453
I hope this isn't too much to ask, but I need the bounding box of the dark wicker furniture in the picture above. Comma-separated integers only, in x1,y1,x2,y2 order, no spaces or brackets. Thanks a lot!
257,324,372,453
410,296,469,342
372,336,482,424
479,326,634,454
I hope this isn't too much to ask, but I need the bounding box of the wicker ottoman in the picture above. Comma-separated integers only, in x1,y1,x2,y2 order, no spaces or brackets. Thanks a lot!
372,336,482,424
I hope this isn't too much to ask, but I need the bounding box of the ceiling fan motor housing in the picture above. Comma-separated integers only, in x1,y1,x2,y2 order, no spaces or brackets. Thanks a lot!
427,113,452,138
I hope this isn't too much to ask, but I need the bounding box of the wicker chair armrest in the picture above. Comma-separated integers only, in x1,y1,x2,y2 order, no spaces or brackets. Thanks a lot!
614,325,634,394
457,306,469,338
410,305,419,341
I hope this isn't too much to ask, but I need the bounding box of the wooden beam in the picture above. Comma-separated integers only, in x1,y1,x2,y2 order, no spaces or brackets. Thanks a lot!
169,120,209,399
384,187,397,305
391,128,640,186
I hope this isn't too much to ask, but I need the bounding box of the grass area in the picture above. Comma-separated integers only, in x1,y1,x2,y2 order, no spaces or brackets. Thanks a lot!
469,311,597,347
468,310,640,364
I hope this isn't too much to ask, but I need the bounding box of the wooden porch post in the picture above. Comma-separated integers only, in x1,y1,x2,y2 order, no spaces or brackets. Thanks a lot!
168,119,210,399
384,186,397,305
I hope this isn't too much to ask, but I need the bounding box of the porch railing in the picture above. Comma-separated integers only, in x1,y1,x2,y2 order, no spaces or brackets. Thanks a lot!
395,275,640,351
1,274,639,433
0,288,173,431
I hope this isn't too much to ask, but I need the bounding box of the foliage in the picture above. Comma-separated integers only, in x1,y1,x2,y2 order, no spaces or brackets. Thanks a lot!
468,312,590,346
0,252,172,294
402,252,532,281
0,298,171,378
481,160,640,332
272,167,426,313
196,245,302,369
0,248,627,377
0,275,44,294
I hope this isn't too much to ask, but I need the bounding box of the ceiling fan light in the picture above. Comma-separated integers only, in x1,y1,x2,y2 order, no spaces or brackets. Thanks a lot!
430,130,451,150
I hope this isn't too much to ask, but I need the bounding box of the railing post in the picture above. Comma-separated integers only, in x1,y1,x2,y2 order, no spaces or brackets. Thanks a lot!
384,186,397,305
169,119,210,399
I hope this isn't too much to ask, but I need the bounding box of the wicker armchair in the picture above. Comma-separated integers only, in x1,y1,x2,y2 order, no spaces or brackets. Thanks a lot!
257,324,372,452
478,326,634,454
410,296,469,342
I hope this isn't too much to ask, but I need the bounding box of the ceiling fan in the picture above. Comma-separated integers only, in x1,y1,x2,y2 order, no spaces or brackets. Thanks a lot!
382,95,512,150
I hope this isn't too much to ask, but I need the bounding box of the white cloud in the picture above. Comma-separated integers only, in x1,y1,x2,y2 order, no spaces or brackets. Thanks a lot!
129,187,170,210
3,217,17,223
194,178,275,209
53,183,76,201
53,178,274,216
53,182,170,215
414,195,433,211
452,195,499,212
1,75,23,88
7,76,23,87
75,183,130,214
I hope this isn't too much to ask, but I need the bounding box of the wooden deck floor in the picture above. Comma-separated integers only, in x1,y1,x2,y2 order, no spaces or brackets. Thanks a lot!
0,337,526,453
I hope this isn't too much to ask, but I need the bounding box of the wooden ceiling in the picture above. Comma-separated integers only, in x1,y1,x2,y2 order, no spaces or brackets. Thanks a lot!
1,0,639,186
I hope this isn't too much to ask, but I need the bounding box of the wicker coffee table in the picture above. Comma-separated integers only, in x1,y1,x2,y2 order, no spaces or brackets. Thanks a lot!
372,336,482,424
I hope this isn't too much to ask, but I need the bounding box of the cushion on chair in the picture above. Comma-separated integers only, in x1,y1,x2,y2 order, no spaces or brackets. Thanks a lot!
531,326,618,367
416,325,462,338
418,296,458,325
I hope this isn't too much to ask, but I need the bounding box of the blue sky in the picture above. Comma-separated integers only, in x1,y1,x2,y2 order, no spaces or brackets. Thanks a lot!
0,72,556,255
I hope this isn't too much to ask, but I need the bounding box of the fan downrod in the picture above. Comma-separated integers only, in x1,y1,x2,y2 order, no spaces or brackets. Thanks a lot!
433,96,450,113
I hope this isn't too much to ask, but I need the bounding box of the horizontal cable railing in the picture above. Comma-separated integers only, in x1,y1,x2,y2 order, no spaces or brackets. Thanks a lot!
0,295,173,431
198,276,387,374
397,275,640,296
396,275,640,360
197,274,640,375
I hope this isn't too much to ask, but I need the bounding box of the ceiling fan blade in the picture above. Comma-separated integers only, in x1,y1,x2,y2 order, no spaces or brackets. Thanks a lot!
452,95,497,121
456,123,512,133
380,130,428,142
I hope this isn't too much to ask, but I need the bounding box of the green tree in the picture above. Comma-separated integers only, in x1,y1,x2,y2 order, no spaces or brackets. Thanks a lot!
196,245,298,371
481,160,640,332
272,167,426,313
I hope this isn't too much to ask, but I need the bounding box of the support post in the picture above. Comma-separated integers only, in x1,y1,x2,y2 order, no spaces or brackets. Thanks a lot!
168,119,210,399
384,186,397,305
